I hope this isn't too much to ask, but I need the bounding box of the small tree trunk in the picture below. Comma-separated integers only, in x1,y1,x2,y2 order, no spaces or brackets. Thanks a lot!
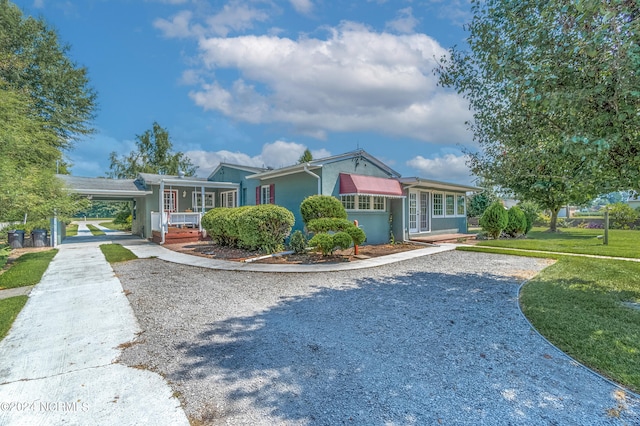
549,208,560,232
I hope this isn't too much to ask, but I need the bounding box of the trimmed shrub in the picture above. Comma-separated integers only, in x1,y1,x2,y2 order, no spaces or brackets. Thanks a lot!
332,232,353,251
518,201,539,234
608,202,638,229
288,230,307,254
307,218,354,233
237,204,295,253
505,206,527,237
300,195,347,224
345,225,366,246
479,201,508,239
201,208,229,245
309,233,335,256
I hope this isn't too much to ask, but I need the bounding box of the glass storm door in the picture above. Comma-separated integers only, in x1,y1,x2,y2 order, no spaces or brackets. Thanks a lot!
409,191,418,233
420,192,430,232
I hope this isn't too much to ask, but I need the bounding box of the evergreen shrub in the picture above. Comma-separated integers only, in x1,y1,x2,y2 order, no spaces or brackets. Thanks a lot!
479,201,508,239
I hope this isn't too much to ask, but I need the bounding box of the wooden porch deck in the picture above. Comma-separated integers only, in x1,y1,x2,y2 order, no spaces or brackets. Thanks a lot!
152,227,209,244
410,233,477,244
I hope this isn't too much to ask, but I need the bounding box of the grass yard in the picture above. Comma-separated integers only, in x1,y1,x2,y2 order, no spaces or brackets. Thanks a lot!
476,227,640,258
0,250,58,290
0,296,28,341
0,244,10,270
99,221,130,231
86,224,105,236
461,227,640,392
520,257,640,392
99,244,137,263
66,223,78,236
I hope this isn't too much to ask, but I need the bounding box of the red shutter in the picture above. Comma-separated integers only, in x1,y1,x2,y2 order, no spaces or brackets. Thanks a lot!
269,184,275,204
256,186,261,205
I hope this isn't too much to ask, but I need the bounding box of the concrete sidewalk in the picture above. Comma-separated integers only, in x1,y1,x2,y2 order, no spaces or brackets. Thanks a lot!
120,238,458,273
0,228,189,425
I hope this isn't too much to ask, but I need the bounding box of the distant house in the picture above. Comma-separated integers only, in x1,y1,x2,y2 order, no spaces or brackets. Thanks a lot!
58,150,478,245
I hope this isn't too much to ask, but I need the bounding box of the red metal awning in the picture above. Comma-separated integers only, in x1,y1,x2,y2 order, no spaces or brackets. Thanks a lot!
339,173,404,197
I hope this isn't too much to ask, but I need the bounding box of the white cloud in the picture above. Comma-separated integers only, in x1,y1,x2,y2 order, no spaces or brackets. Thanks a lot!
289,0,313,15
154,1,271,39
186,141,331,177
406,153,474,185
154,10,194,38
189,22,472,144
385,7,419,34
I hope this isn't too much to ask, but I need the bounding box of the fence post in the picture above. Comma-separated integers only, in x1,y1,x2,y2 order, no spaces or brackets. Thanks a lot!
603,209,609,245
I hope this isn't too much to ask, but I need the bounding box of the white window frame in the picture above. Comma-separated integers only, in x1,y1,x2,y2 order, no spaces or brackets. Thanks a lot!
457,194,466,216
192,192,215,209
163,190,178,213
341,195,387,211
433,192,466,217
445,194,456,216
260,185,271,205
432,193,444,217
341,195,355,210
220,190,237,208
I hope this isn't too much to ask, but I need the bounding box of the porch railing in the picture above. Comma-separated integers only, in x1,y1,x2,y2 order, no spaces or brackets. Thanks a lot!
151,212,202,232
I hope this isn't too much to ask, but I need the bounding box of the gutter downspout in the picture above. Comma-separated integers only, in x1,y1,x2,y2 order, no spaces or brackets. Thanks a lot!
304,164,321,195
402,197,407,242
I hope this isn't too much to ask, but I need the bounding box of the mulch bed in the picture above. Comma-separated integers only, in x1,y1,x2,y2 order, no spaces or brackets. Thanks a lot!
162,241,424,265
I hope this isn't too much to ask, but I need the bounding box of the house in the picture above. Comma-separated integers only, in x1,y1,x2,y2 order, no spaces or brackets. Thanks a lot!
58,150,478,245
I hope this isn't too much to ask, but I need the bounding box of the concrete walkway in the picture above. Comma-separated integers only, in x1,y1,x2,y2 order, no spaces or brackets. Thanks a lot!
0,223,189,425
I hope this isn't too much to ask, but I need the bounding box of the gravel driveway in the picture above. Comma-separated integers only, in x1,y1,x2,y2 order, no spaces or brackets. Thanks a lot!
115,250,639,425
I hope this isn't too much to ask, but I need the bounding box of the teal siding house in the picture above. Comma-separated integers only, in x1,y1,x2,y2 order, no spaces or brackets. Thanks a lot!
59,150,478,245
211,150,478,245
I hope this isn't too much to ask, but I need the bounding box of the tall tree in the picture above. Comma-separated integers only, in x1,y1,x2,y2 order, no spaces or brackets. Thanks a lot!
0,86,86,221
298,149,313,164
0,0,97,148
108,122,197,179
437,0,640,231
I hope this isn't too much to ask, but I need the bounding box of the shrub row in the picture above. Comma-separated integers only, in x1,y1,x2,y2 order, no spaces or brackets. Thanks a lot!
201,205,294,253
479,202,530,239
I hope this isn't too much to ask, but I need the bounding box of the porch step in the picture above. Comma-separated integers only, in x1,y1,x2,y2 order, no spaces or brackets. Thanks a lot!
152,230,208,244
410,233,477,244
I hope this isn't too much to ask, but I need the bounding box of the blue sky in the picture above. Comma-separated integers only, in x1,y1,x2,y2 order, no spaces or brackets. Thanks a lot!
14,0,476,184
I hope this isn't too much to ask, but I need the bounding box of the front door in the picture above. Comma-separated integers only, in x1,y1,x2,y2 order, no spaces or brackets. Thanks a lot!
409,191,418,233
409,190,430,234
419,191,430,232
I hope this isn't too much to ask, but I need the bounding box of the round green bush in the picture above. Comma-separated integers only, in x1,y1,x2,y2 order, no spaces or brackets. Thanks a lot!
307,217,353,233
300,195,347,224
237,204,295,253
201,208,230,245
288,230,307,254
518,201,539,234
332,231,352,250
345,225,366,246
505,206,527,237
309,233,335,256
479,201,508,239
608,202,639,229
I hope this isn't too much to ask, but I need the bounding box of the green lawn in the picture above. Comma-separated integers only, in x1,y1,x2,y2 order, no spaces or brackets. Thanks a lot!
521,257,640,392
66,223,78,236
0,296,28,341
460,227,640,392
86,224,105,236
0,244,10,270
476,227,640,258
99,244,137,263
0,249,58,290
99,221,131,231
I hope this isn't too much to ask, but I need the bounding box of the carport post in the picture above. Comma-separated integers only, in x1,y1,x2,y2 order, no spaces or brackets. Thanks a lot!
159,180,166,244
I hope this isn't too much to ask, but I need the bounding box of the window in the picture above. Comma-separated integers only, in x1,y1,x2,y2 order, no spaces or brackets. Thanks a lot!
261,185,271,204
163,190,178,212
446,194,455,216
457,195,466,216
373,196,385,210
220,190,237,207
432,193,443,216
192,192,215,209
341,195,355,210
358,195,370,210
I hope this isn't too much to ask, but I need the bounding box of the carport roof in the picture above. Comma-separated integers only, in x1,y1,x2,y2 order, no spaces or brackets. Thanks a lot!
57,175,151,198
